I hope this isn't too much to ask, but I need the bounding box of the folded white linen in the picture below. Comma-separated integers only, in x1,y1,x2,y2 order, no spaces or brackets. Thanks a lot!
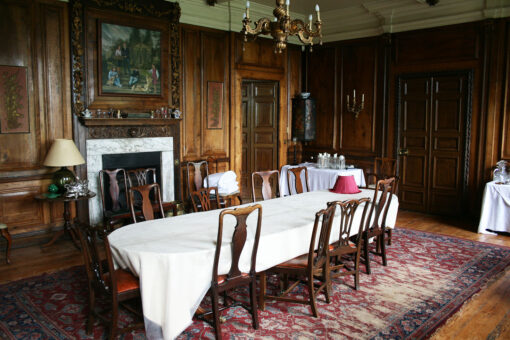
203,171,239,194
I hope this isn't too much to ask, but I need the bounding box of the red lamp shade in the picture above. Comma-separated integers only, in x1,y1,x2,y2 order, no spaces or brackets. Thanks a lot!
329,175,361,194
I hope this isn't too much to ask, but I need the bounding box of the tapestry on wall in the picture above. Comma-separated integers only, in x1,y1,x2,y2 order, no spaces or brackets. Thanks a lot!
0,65,29,134
207,81,223,129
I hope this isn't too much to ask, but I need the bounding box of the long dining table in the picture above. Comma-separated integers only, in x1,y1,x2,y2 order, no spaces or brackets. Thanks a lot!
108,189,399,340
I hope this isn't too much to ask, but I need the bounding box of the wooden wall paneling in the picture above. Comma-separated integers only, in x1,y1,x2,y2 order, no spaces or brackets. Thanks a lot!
499,21,510,160
287,45,303,163
0,0,71,243
0,0,40,172
338,41,378,156
394,22,480,66
306,46,336,152
36,1,72,158
181,26,201,160
234,34,284,71
201,30,229,158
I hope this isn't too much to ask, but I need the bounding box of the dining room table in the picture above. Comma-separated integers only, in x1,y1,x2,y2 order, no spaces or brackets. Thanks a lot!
279,162,366,196
108,189,399,340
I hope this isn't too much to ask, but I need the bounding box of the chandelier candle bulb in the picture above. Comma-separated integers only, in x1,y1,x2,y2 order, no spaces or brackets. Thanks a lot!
315,4,321,21
309,14,313,27
246,1,250,19
286,0,290,15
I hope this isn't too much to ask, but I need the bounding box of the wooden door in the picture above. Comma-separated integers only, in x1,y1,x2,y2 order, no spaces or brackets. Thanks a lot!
241,81,279,197
398,72,470,215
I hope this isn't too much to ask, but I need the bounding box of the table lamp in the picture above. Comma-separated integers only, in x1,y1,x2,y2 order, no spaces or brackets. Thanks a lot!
43,139,85,192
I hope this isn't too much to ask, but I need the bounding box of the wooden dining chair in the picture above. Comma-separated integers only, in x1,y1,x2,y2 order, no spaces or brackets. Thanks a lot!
364,158,397,190
128,183,165,222
251,170,280,202
287,166,310,195
190,187,221,212
99,169,132,229
362,177,395,274
197,204,263,340
260,203,336,317
327,198,371,290
77,223,143,339
206,156,243,207
186,160,209,195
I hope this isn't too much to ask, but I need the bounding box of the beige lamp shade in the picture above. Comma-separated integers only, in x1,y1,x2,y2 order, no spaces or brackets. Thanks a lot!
43,139,85,167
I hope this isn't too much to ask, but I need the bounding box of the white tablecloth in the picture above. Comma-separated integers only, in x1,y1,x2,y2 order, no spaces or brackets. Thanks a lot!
280,163,366,196
478,181,510,233
108,189,398,340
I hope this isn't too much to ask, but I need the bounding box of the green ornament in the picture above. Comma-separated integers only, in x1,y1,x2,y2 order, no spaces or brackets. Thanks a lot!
48,184,59,193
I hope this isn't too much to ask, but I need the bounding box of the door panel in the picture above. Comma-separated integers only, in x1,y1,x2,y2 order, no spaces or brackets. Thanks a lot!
398,72,468,215
241,81,278,197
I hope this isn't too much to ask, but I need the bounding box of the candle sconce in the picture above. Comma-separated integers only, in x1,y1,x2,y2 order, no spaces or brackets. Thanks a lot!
346,89,365,119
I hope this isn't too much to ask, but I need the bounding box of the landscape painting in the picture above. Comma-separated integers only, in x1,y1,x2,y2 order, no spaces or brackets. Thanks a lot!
100,22,161,95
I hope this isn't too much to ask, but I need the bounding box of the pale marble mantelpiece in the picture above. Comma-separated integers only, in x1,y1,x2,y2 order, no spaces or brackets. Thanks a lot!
86,137,174,225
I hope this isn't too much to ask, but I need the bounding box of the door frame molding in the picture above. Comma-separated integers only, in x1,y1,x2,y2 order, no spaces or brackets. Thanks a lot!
231,69,287,184
395,69,473,203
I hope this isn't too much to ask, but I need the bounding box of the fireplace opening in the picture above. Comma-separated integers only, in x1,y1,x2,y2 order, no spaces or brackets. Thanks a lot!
101,151,162,212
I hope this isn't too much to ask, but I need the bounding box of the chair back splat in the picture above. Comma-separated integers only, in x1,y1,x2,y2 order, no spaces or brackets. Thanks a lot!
129,183,165,222
190,187,221,212
287,166,309,195
186,161,209,194
99,169,131,229
251,170,280,201
127,167,157,187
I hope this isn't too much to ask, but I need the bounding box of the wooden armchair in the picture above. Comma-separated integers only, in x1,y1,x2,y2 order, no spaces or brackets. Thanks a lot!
128,183,166,223
77,223,143,339
190,187,221,212
197,204,263,339
327,198,371,290
287,166,310,195
260,204,336,317
251,170,280,201
99,169,132,229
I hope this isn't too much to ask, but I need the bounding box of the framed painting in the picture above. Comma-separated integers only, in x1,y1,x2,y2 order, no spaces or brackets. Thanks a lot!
99,22,162,96
70,0,180,114
207,81,223,129
0,66,29,134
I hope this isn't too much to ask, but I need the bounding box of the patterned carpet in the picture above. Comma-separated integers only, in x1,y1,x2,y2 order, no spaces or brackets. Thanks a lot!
1,228,510,339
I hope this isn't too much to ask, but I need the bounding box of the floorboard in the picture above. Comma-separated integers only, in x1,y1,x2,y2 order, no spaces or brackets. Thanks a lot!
0,209,509,339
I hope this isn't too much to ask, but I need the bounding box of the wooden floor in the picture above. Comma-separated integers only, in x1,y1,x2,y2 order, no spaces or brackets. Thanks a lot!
1,210,509,339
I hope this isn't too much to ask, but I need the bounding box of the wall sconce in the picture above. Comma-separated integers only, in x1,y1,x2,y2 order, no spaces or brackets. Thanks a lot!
346,89,365,119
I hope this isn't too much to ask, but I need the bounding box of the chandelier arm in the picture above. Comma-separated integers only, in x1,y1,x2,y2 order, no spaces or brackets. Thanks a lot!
242,18,272,36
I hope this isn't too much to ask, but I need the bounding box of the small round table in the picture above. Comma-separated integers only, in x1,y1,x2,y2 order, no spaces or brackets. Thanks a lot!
35,192,96,248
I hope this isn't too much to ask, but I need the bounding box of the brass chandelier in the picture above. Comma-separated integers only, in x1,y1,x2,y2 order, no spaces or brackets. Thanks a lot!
241,0,323,53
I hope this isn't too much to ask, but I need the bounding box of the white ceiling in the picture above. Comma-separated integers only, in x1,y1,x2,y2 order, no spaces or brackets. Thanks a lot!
178,0,510,43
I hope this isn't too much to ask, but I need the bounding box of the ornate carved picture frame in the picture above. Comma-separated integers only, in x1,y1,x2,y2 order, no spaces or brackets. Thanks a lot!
70,0,180,116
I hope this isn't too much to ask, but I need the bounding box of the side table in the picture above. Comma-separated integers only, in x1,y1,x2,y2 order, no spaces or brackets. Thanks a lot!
35,192,96,248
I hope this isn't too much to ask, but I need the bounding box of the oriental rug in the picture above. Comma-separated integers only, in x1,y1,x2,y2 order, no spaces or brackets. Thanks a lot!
1,228,509,340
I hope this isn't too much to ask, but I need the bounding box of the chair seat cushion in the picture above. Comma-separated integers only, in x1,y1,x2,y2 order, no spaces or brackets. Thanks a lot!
329,240,355,251
275,254,309,269
103,269,140,293
217,272,249,284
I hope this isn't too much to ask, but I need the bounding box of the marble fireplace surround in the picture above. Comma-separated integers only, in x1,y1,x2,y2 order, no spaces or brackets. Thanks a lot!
86,137,174,225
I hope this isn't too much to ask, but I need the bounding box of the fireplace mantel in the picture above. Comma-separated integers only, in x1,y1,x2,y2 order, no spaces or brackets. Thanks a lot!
79,118,182,127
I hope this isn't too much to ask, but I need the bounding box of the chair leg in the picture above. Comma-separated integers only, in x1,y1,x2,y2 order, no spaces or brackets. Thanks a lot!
387,228,392,245
249,279,259,329
109,301,119,340
1,228,11,264
354,253,360,290
380,234,388,266
364,235,371,274
307,273,318,317
259,272,266,310
324,265,331,304
211,289,222,340
86,288,95,334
